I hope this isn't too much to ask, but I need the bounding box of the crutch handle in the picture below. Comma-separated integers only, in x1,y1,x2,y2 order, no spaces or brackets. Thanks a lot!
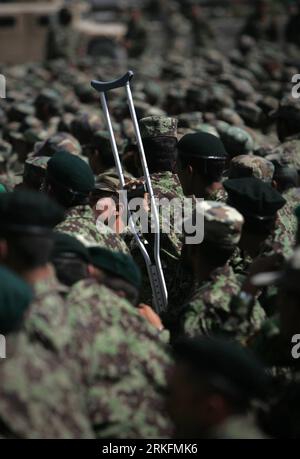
91,71,134,93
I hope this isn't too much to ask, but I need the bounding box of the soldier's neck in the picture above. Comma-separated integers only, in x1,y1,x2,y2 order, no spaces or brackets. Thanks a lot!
18,264,54,286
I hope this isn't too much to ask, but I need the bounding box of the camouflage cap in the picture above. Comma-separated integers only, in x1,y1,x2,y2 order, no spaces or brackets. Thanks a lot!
229,155,275,183
195,123,219,138
271,95,300,123
93,172,120,194
34,132,82,157
196,200,244,247
70,113,102,145
139,116,178,139
220,126,254,158
24,156,50,174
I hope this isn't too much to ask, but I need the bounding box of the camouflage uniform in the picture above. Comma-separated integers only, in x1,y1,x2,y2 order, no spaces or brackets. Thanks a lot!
0,333,93,439
66,279,173,439
128,117,184,304
24,265,70,353
179,202,265,342
56,204,129,253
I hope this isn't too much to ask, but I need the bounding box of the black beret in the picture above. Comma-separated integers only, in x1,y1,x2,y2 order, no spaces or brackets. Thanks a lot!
178,132,228,160
0,191,65,235
52,232,91,263
0,266,33,334
88,247,141,290
173,337,269,401
223,177,286,219
47,150,95,193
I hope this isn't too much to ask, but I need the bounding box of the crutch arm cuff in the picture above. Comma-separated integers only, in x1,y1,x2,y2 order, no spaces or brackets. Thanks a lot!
91,71,134,93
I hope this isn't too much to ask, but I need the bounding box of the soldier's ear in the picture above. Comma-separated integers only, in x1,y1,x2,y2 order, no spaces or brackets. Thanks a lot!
187,164,193,176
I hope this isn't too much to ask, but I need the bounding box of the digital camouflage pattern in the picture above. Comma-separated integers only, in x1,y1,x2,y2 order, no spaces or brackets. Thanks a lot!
66,279,173,439
220,126,255,157
56,204,129,253
139,116,178,138
197,200,244,247
180,264,265,343
0,332,93,439
24,266,70,353
228,155,275,183
128,171,184,304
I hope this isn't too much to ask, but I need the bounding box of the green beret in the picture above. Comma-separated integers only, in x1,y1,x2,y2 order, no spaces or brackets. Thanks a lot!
178,132,228,160
52,232,90,263
173,337,269,401
47,151,95,193
0,190,65,235
0,266,33,334
224,177,286,220
88,247,141,290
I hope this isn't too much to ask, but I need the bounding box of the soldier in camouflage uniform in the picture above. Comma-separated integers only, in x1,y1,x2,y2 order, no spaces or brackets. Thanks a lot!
0,190,71,353
176,201,265,343
224,177,288,275
0,266,93,439
66,276,173,438
176,132,228,202
45,150,128,252
127,116,184,305
168,336,268,439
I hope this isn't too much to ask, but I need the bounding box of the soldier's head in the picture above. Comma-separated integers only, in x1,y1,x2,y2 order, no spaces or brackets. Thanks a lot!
0,265,33,335
0,191,64,280
228,155,275,184
45,151,95,208
168,337,268,439
88,247,141,306
58,7,73,27
70,113,102,148
34,132,82,158
269,158,299,193
272,96,300,143
183,201,244,277
87,131,115,175
90,172,126,234
138,116,178,174
224,177,286,258
18,156,50,192
177,132,228,197
219,127,254,159
35,90,61,122
51,232,91,287
252,247,300,340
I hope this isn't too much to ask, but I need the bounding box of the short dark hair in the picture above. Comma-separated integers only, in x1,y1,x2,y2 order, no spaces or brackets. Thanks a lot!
197,240,235,267
143,137,177,174
46,175,89,208
243,215,276,237
178,154,227,185
102,274,139,306
4,234,54,270
52,255,89,286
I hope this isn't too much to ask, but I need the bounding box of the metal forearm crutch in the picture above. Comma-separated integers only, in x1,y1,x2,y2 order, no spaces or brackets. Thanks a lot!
91,71,168,314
